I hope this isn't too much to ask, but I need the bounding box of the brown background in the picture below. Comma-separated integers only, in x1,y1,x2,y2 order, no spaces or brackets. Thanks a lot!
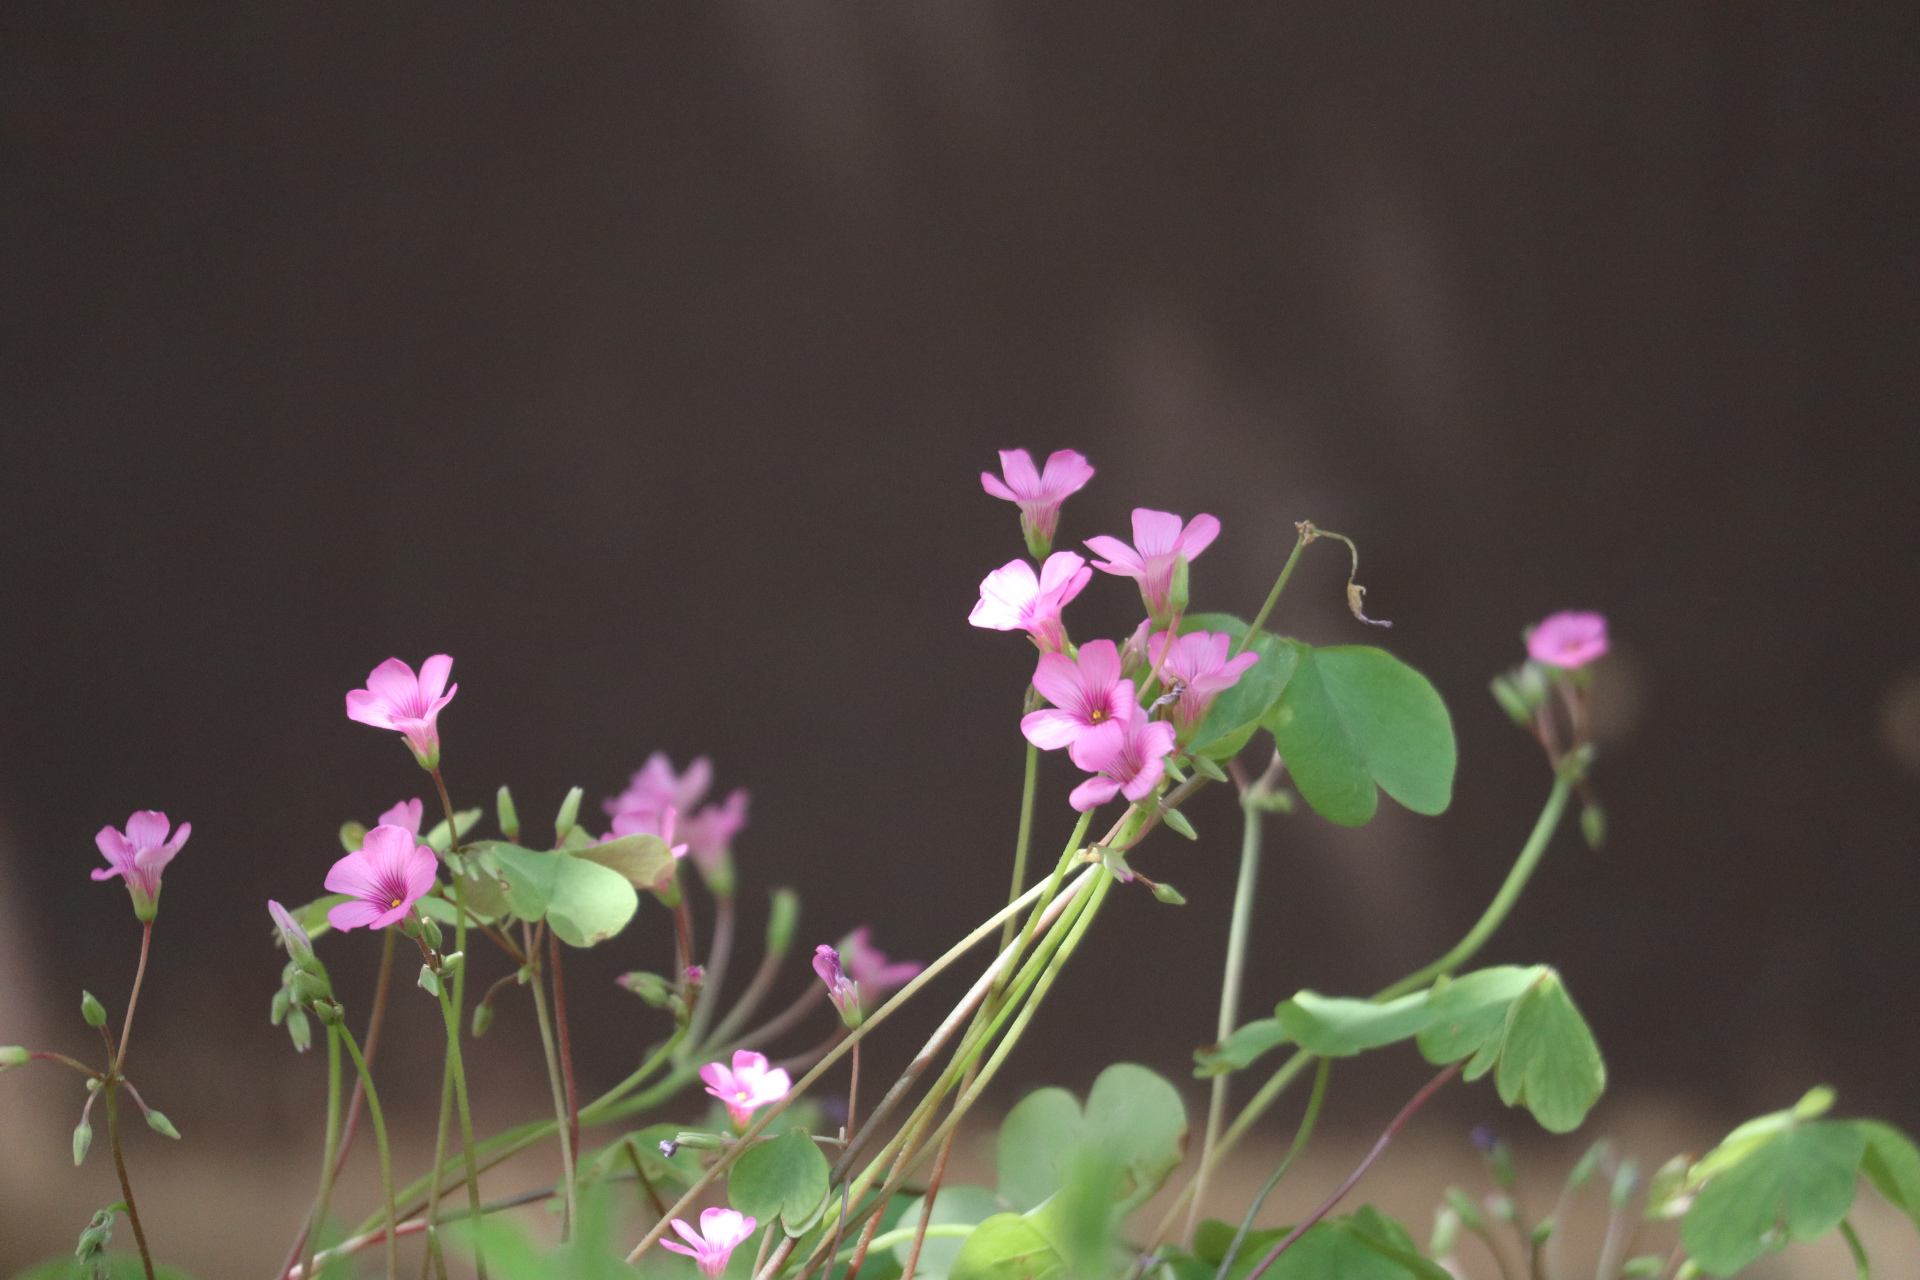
3,4,1919,1273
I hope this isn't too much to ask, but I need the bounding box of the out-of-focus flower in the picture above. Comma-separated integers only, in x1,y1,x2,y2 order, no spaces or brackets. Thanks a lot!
980,448,1096,558
969,552,1092,652
268,899,314,967
661,1208,759,1278
603,753,713,820
345,656,457,768
681,788,748,880
1526,611,1610,670
377,798,424,838
812,945,862,1027
1066,710,1178,812
93,811,190,921
1085,509,1222,623
611,805,691,861
700,1050,791,1130
1147,630,1261,740
1022,639,1138,750
838,927,923,1006
604,755,747,890
323,825,438,932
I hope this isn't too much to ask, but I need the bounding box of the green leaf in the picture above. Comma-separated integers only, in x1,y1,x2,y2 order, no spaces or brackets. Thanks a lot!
1416,966,1547,1080
469,841,557,919
728,1129,831,1233
997,1088,1083,1213
891,1186,1001,1280
546,854,640,948
1681,1121,1866,1276
1263,643,1456,825
1180,614,1300,755
1494,971,1606,1134
1084,1062,1189,1213
1855,1120,1920,1233
1224,1220,1423,1280
947,1212,1064,1280
289,893,352,940
574,833,679,892
1275,989,1434,1057
424,808,482,854
1195,1018,1292,1078
1342,1206,1456,1280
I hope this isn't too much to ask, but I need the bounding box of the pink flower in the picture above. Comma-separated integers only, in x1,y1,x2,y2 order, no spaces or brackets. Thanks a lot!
93,811,190,921
603,755,747,881
603,752,713,819
1527,611,1610,669
1118,618,1153,685
610,805,691,861
813,944,862,1027
661,1207,759,1278
981,448,1096,557
377,798,423,838
1022,639,1138,750
1085,509,1222,623
268,899,315,967
969,552,1092,653
700,1050,791,1130
837,926,922,1008
1147,630,1261,740
345,656,457,767
323,824,439,931
1066,709,1178,812
681,788,749,878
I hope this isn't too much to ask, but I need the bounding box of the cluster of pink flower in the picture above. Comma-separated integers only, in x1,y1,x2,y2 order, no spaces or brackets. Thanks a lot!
969,449,1260,811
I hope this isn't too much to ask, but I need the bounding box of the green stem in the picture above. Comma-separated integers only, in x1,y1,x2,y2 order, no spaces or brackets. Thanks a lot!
1187,791,1266,1241
421,1036,456,1279
301,1025,345,1280
996,809,1094,999
105,1082,156,1280
1236,530,1311,656
437,978,488,1280
1213,1059,1331,1280
832,1224,974,1264
526,926,578,1238
339,1024,398,1280
999,741,1040,952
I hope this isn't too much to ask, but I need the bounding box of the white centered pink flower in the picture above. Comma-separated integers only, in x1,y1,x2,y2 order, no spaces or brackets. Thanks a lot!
661,1207,758,1278
980,448,1095,557
700,1050,792,1130
323,824,439,931
1022,638,1138,750
1085,508,1221,622
969,552,1092,653
1066,708,1178,812
1526,611,1610,669
377,798,424,838
345,655,457,767
93,810,190,921
1147,630,1261,740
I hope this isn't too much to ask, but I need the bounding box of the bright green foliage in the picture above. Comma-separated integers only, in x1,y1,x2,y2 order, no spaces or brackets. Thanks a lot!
424,808,482,854
1193,1017,1290,1077
1491,971,1606,1134
1263,643,1455,825
574,832,678,892
891,1186,1002,1280
1178,614,1299,756
1858,1120,1920,1234
728,1128,831,1234
997,1087,1083,1212
1415,966,1545,1078
946,1211,1063,1280
15,1257,199,1280
465,840,642,948
1180,1209,1447,1280
1681,1120,1867,1276
453,1184,635,1280
1274,990,1430,1057
994,1063,1187,1217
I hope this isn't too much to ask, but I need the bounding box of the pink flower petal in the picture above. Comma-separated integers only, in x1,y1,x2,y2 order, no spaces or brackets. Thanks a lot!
1039,450,1095,495
1083,535,1144,578
345,688,397,729
323,851,386,902
363,658,421,709
1177,513,1222,559
417,654,454,703
1069,775,1122,812
1130,509,1186,557
124,811,171,850
980,471,1018,501
1021,708,1088,751
327,898,390,931
998,448,1040,495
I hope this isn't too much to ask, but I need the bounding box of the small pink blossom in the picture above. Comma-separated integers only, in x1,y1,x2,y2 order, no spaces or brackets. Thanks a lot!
700,1050,791,1130
1527,611,1610,669
1022,639,1138,750
603,752,713,820
93,811,190,921
377,798,423,838
603,754,747,880
268,899,315,966
981,448,1096,557
345,656,457,767
813,944,862,1027
661,1207,759,1278
969,552,1092,652
610,805,691,861
681,787,749,877
1147,630,1261,740
1085,509,1222,623
323,824,438,932
1066,709,1178,812
837,927,922,1007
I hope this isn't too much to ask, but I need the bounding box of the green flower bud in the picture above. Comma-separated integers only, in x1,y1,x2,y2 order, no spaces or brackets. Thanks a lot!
471,1003,495,1038
0,1046,28,1070
144,1109,180,1140
1581,803,1607,850
419,916,444,952
765,888,800,959
287,1008,315,1052
1161,808,1198,840
80,991,107,1029
270,988,292,1026
554,785,584,844
496,785,521,842
417,964,441,997
1429,1206,1461,1259
617,972,671,1008
339,821,367,852
1151,882,1188,905
1168,554,1190,617
1610,1159,1641,1211
1444,1187,1485,1231
73,1119,93,1166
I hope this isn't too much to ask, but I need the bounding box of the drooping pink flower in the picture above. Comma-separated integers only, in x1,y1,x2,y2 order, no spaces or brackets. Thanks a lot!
1066,708,1178,812
1527,611,1610,669
603,752,713,820
660,1207,759,1279
345,656,457,767
1147,630,1262,740
1085,509,1222,623
1022,639,1138,751
268,899,315,966
323,824,439,932
377,798,424,838
837,926,922,1008
700,1050,792,1130
981,448,1096,557
969,552,1092,652
93,811,190,921
813,944,862,1027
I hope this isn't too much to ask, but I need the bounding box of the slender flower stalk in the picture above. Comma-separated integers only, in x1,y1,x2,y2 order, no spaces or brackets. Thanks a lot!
1000,740,1040,952
337,1024,398,1280
1212,1058,1333,1280
549,929,581,1185
525,923,579,1238
300,1023,345,1280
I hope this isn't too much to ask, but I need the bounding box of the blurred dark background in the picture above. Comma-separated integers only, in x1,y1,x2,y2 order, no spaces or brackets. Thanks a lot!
3,3,1919,1270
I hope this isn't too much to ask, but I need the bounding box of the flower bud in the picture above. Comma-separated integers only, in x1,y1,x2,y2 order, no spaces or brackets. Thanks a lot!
1567,1139,1611,1190
1150,881,1188,905
418,964,442,997
1484,1191,1515,1225
441,950,463,977
1581,803,1606,850
291,970,331,1005
0,1046,28,1071
1429,1206,1461,1259
671,1129,726,1151
286,1008,314,1052
765,888,800,959
1444,1187,1485,1231
419,916,444,952
145,1109,181,1139
80,991,106,1029
1161,808,1198,841
73,1119,93,1166
471,1003,495,1038
339,820,367,852
1531,1220,1555,1249
554,786,584,844
813,946,863,1029
310,998,342,1028
618,971,671,1008
1489,674,1533,726
1167,554,1190,618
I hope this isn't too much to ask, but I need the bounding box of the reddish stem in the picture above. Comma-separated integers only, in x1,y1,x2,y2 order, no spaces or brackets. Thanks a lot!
549,929,581,1170
115,921,153,1074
